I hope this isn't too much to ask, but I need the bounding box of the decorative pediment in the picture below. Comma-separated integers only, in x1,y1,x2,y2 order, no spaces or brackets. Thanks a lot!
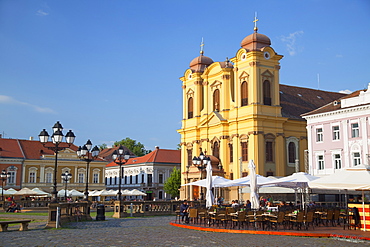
239,71,249,81
186,88,194,98
210,80,222,90
199,111,227,127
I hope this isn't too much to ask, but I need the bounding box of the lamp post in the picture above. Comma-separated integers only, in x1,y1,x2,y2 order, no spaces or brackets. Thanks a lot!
77,140,100,201
192,152,210,200
39,121,75,202
1,170,10,201
185,163,191,200
61,171,72,201
112,145,130,201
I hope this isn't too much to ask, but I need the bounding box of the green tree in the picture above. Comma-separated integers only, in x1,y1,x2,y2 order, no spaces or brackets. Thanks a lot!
114,137,151,157
163,167,181,198
99,143,107,150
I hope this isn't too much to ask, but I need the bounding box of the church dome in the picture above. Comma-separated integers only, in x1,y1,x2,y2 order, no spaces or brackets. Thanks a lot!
241,31,271,51
189,54,214,72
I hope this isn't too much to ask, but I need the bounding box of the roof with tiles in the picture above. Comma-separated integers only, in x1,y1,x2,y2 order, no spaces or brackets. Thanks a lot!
106,147,180,168
99,146,134,162
0,138,24,158
17,139,79,160
301,89,365,116
279,84,346,120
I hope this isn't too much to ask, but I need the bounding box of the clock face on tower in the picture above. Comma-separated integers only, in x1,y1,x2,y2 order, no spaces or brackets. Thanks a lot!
264,51,271,60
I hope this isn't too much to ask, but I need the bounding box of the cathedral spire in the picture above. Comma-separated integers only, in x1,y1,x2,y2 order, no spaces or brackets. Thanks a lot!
200,37,204,55
253,12,258,32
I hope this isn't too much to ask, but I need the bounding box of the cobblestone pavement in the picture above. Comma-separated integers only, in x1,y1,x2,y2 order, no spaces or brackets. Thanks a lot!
0,215,368,246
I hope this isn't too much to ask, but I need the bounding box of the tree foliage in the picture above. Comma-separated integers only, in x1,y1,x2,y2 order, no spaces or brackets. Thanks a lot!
99,143,108,150
163,167,181,198
114,137,151,157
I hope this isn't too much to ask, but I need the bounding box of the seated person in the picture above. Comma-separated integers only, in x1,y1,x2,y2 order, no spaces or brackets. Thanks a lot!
180,200,189,223
6,201,17,212
231,200,239,208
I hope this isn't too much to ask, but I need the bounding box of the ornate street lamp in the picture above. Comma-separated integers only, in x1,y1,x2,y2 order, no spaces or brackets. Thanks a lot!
1,170,10,201
61,171,72,201
77,140,100,201
111,145,130,201
192,152,211,200
39,121,75,202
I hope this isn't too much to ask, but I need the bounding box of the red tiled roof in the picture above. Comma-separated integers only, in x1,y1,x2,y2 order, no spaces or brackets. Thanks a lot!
106,148,180,167
99,146,134,162
17,139,79,160
280,84,345,119
0,139,24,158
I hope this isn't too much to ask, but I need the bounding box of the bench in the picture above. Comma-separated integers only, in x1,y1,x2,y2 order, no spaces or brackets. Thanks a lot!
0,220,32,232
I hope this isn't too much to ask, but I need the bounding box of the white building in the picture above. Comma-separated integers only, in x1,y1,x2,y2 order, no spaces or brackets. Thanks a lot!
105,147,180,200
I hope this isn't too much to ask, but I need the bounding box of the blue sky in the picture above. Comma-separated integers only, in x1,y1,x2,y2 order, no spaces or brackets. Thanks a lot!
1,0,370,150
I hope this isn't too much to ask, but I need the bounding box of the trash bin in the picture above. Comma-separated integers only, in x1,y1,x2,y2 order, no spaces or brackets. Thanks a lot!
96,204,105,221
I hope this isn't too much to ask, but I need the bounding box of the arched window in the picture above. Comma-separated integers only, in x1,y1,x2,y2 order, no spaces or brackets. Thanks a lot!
263,80,271,105
241,142,248,161
266,141,273,162
288,142,296,163
213,89,220,111
188,97,193,119
213,142,220,159
241,81,248,106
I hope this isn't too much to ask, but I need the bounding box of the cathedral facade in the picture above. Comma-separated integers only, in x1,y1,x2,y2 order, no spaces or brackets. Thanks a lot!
178,25,344,201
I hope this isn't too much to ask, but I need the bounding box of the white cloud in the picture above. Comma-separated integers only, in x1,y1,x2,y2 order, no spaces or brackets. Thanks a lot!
0,95,55,113
336,54,343,58
36,10,49,16
280,31,304,56
339,90,352,94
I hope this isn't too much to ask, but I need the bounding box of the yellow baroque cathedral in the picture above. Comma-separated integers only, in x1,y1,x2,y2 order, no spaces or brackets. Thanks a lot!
178,24,344,201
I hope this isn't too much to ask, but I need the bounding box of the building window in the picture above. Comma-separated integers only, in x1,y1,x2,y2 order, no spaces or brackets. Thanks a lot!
213,89,220,111
105,177,108,185
318,155,324,170
93,173,99,183
241,81,248,106
188,97,193,119
124,176,127,184
332,126,340,140
46,172,52,183
130,175,133,184
241,142,248,161
229,144,233,163
187,149,192,169
141,174,145,184
266,141,273,162
159,174,163,184
159,191,163,200
147,174,152,186
29,172,36,183
334,154,341,169
316,128,323,142
351,123,359,138
288,142,296,163
353,152,361,166
212,142,219,159
263,80,271,105
7,171,16,184
78,173,84,183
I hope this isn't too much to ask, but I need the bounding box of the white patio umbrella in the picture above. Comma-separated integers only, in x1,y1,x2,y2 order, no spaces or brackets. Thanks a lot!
13,188,39,196
182,176,231,187
129,189,146,196
218,174,274,187
309,165,370,231
32,188,51,197
5,188,17,195
249,160,259,210
68,189,84,197
261,172,319,209
57,189,69,197
205,160,214,208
